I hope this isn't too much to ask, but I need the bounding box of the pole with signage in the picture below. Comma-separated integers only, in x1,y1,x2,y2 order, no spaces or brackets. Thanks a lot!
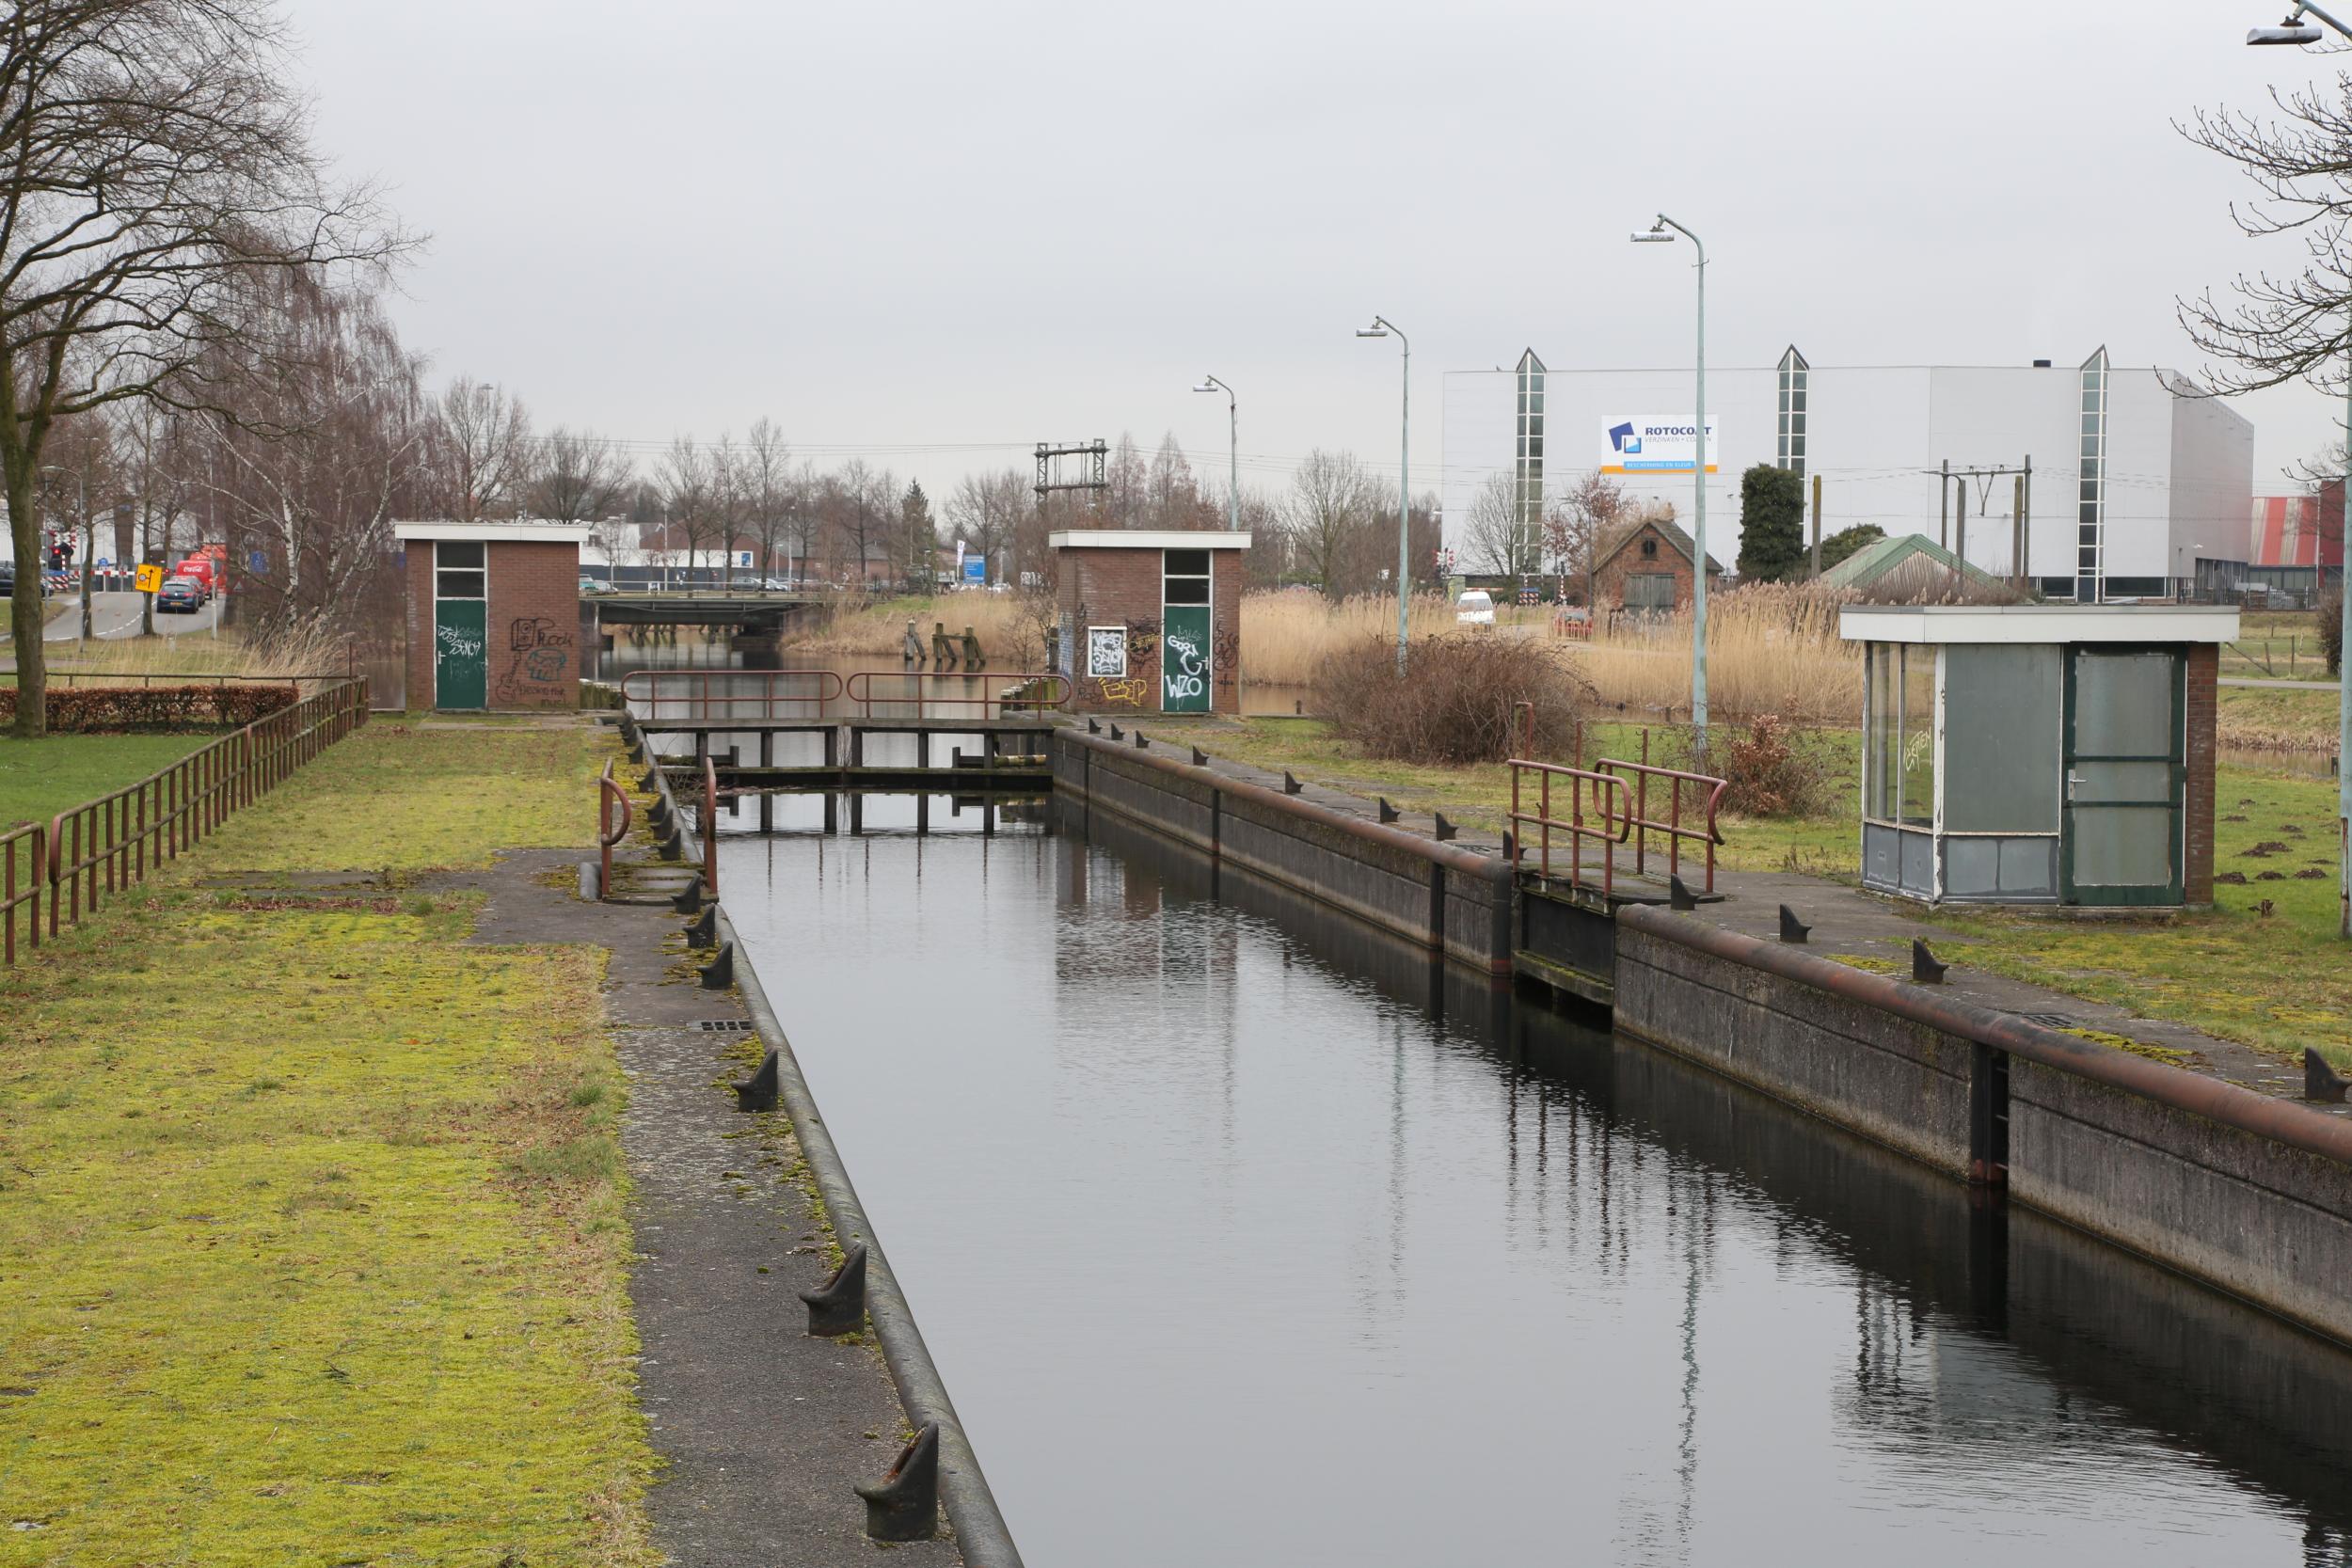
1632,215,1708,749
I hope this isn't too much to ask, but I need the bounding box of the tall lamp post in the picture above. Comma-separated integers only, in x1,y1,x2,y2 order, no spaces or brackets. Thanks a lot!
2249,3,2352,933
1632,215,1709,749
1194,375,1239,531
1357,316,1411,673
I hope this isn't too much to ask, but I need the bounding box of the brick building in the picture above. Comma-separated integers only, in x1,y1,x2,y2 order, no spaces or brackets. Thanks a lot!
393,522,590,711
1593,517,1724,614
1053,531,1251,715
1841,604,2233,907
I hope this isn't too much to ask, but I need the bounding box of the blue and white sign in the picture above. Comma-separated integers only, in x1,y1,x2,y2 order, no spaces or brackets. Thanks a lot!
961,556,985,585
248,550,267,573
738,550,754,568
1602,415,1719,475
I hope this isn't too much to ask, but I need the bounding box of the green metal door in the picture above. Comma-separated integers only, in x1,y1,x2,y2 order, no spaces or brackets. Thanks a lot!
2059,646,2185,906
435,598,488,710
1162,604,1211,713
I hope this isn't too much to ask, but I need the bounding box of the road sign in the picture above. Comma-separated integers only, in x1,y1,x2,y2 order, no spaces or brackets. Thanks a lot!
961,556,985,585
738,551,754,568
134,563,164,594
96,557,111,570
247,550,267,574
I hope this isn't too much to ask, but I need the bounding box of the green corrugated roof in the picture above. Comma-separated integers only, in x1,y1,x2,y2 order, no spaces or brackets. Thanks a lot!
1819,532,2010,593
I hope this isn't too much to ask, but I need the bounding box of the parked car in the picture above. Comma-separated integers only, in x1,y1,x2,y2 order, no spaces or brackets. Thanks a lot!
579,574,609,594
170,555,217,599
156,575,204,614
1455,588,1497,626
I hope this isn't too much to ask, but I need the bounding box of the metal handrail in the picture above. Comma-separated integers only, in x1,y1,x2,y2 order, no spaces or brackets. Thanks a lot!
1595,754,1728,893
701,753,720,897
619,669,843,723
843,670,1071,718
597,760,632,899
8,680,368,960
1508,759,1632,898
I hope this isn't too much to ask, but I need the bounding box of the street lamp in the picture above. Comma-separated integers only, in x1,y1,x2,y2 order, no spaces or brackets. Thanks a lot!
1357,317,1410,673
1630,214,1711,749
1194,376,1239,532
2245,2,2352,933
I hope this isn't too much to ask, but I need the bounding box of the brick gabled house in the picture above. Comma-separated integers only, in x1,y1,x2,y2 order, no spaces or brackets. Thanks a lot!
1592,517,1724,613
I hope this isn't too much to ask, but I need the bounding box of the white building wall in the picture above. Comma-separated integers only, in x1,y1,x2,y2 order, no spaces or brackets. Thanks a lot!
1440,356,2257,599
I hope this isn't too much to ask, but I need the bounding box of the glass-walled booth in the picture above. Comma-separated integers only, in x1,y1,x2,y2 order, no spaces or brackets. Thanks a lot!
1842,605,2236,908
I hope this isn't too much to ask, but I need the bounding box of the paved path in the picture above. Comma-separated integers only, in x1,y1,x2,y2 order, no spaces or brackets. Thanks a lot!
40,588,221,641
457,838,961,1564
2222,675,2340,689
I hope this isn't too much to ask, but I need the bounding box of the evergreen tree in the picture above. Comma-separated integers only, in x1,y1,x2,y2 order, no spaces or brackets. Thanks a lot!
902,480,936,585
1735,465,1806,581
1818,523,1886,572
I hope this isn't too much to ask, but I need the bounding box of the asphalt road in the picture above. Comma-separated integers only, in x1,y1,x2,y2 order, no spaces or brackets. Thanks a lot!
40,589,220,641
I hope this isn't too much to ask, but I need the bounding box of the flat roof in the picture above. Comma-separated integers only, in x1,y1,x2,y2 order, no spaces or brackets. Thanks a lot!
392,522,595,544
1839,604,2240,645
1049,530,1251,551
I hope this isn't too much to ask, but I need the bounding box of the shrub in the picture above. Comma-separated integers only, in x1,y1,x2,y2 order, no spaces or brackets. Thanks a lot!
0,683,297,733
1715,713,1837,817
1319,633,1588,764
2319,587,2342,676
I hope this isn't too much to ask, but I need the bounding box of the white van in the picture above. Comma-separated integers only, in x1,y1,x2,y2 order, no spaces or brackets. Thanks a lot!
1455,589,1496,626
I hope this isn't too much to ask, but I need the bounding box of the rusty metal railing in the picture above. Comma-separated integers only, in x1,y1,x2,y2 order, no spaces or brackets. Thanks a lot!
597,759,633,899
701,753,720,898
1507,758,1631,898
844,671,1070,719
3,680,368,964
620,669,843,723
1596,728,1728,894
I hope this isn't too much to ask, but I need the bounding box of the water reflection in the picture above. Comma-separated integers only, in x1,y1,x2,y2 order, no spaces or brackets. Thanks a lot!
718,797,2352,1568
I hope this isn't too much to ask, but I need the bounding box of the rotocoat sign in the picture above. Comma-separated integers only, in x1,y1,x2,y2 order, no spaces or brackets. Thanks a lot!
1602,415,1720,475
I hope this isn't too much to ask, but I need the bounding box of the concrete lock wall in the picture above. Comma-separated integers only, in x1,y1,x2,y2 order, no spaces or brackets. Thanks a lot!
1612,918,2352,1346
1054,730,1512,973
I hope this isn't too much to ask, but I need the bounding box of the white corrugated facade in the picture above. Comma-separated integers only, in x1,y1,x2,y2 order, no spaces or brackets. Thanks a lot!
1439,350,2253,602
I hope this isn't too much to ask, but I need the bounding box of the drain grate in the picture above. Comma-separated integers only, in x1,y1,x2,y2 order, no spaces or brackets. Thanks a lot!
697,1020,756,1033
2020,1012,2075,1029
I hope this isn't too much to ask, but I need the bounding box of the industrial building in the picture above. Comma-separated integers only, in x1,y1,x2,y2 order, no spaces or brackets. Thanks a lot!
1440,348,2254,603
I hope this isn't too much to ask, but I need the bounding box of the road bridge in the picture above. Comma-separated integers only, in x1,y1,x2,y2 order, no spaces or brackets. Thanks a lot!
588,591,821,628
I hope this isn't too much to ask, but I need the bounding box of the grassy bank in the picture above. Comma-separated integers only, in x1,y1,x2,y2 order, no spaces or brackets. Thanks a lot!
2217,684,2343,753
0,734,210,827
0,721,656,1564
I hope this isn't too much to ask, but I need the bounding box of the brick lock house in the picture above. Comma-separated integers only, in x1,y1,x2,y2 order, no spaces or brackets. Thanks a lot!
393,521,588,710
1592,517,1724,614
1053,530,1250,715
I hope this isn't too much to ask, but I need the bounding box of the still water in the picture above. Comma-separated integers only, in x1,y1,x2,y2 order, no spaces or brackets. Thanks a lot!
718,801,2352,1568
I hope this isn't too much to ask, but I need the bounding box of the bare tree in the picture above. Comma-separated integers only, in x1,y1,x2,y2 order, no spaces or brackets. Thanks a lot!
1,0,406,734
1546,471,1626,603
946,467,1027,586
2177,81,2352,393
431,376,532,521
708,431,742,587
1461,471,1544,577
743,418,789,582
531,426,631,524
1285,449,1377,599
659,436,711,578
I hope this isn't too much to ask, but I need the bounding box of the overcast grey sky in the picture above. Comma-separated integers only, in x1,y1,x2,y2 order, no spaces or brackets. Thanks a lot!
287,0,2343,504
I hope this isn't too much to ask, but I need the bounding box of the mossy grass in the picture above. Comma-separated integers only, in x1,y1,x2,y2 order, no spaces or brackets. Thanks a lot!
0,733,212,828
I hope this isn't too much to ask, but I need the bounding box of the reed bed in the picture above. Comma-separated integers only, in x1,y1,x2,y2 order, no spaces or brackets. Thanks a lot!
1569,583,1862,723
14,619,359,691
784,593,1039,660
1241,592,1480,687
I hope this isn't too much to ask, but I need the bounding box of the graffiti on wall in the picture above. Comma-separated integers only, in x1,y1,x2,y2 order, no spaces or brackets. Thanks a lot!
1213,618,1238,687
1086,626,1129,678
1123,617,1160,663
1093,677,1148,707
492,615,575,704
1162,631,1206,705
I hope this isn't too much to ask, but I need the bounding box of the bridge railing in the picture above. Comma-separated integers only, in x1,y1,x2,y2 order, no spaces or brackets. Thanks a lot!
620,669,843,723
4,679,369,966
844,671,1070,719
1507,759,1632,899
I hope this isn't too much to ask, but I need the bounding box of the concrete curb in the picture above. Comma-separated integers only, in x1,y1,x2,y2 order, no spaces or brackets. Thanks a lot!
645,749,1025,1567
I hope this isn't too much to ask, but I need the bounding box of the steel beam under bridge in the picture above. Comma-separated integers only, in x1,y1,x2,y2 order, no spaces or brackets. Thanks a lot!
591,592,819,627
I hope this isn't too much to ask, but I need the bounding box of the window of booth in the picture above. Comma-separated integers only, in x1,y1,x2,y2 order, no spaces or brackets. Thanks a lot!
436,539,485,599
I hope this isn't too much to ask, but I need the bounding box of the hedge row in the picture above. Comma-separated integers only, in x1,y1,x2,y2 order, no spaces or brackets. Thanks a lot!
0,683,298,733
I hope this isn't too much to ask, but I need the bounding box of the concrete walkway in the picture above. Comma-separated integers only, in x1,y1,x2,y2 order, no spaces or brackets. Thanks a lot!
459,841,961,1565
1132,717,2344,1117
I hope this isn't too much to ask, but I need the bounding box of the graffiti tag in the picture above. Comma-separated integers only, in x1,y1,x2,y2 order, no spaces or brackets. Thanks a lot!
1095,677,1149,707
1163,633,1206,703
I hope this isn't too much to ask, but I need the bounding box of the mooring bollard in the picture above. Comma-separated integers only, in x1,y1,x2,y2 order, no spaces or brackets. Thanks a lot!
2306,1047,2349,1103
1190,745,1208,766
1283,770,1302,796
1086,718,1100,735
671,879,704,916
1778,904,1812,943
733,1047,780,1111
1132,730,1148,749
700,942,734,990
657,827,684,862
686,903,718,949
1377,797,1399,824
637,768,660,794
1668,875,1698,911
1433,812,1458,842
1107,723,1123,741
1913,939,1949,984
856,1422,941,1542
800,1242,867,1336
